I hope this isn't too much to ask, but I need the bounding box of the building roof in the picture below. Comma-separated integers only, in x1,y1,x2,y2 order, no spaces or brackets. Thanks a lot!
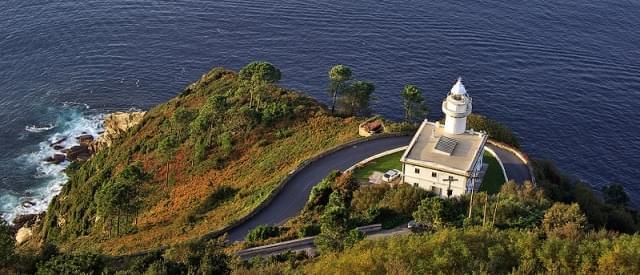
450,77,467,95
401,120,487,176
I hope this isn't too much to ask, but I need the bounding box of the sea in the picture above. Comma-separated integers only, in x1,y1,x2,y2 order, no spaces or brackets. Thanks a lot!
1,0,639,222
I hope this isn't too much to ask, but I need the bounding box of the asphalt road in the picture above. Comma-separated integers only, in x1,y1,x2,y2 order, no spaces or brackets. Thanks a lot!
226,136,412,241
226,136,532,242
486,143,532,184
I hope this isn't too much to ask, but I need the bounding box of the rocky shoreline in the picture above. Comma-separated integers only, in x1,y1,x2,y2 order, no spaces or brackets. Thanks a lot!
11,111,145,245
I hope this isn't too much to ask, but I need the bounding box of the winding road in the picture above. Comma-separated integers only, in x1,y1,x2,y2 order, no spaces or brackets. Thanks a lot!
485,144,532,184
226,136,531,241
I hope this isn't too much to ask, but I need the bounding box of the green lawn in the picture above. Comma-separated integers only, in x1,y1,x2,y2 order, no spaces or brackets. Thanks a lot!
479,151,507,194
352,151,404,182
352,150,506,194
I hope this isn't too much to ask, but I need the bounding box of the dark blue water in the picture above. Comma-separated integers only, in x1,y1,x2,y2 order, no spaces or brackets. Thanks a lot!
1,0,639,221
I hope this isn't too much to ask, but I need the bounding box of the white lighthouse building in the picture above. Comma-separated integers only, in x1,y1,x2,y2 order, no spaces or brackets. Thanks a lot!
400,78,488,198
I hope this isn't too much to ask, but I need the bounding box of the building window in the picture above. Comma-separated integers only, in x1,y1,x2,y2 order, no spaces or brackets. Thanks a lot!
414,168,420,174
432,172,437,177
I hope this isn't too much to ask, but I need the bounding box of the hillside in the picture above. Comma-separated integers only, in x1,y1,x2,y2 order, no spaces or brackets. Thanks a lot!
36,66,362,255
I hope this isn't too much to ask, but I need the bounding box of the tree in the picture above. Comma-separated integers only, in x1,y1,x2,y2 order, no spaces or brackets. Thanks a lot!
339,81,375,116
239,61,282,84
413,196,458,229
0,220,14,268
239,61,281,109
401,85,428,123
36,253,103,275
328,65,352,114
198,240,231,275
315,192,352,253
602,183,629,207
96,178,138,235
542,203,587,239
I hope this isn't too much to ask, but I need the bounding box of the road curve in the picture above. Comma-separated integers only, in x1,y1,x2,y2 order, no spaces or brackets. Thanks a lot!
226,136,412,241
485,143,532,184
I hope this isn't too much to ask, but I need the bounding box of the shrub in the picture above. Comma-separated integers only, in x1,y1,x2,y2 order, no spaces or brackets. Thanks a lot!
466,114,519,148
379,184,430,217
298,224,321,238
36,253,103,275
245,226,283,243
543,203,587,239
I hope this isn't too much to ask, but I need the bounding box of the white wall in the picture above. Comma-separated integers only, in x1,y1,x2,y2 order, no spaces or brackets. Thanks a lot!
403,163,468,198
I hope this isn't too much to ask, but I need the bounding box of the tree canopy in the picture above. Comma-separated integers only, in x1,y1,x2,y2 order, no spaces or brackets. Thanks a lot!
239,61,282,84
401,84,428,123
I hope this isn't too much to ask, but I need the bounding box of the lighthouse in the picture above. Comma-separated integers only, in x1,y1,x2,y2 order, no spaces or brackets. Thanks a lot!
442,78,472,135
400,77,487,198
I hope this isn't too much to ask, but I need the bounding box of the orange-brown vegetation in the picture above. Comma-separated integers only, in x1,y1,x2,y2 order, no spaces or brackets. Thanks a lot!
38,67,361,255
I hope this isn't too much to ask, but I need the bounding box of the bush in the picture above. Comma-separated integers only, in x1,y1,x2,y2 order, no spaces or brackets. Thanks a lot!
36,253,103,275
245,226,283,242
466,114,519,148
298,224,321,238
379,184,430,217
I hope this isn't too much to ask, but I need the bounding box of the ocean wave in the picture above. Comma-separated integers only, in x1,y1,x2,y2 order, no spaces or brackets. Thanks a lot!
1,109,104,224
25,124,56,133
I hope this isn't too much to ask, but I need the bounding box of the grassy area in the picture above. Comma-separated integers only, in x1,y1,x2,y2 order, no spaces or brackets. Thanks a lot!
39,67,362,255
352,151,404,182
479,151,507,194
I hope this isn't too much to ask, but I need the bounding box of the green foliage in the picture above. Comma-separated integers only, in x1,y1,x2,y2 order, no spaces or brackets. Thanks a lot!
0,220,14,268
239,61,282,84
328,65,352,82
413,196,459,229
298,224,321,238
245,225,283,242
534,160,639,233
304,227,640,274
543,203,588,239
197,240,232,275
493,181,550,229
401,84,428,123
466,113,519,148
338,80,375,116
306,171,340,210
328,64,353,115
602,183,630,207
379,183,430,217
36,253,103,275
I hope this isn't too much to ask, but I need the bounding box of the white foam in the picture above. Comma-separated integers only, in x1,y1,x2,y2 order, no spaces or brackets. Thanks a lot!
25,124,56,133
1,110,104,224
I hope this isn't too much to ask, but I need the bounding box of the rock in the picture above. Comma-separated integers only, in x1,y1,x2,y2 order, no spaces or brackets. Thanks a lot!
44,154,66,164
12,213,43,229
15,227,33,245
95,111,145,149
50,137,67,147
21,200,36,208
76,134,94,145
65,145,91,162
53,145,64,150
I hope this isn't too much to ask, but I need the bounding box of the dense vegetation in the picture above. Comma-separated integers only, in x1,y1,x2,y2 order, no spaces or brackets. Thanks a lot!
34,63,363,254
3,61,637,274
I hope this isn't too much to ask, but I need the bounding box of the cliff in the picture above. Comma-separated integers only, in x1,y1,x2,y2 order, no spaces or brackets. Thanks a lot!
95,111,146,149
37,67,361,255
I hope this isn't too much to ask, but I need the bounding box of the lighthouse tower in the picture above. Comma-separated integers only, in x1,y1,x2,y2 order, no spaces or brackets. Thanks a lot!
442,78,472,134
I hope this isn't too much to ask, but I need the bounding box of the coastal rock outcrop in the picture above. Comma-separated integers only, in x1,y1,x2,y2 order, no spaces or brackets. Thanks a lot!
15,227,33,245
95,111,145,149
42,111,145,164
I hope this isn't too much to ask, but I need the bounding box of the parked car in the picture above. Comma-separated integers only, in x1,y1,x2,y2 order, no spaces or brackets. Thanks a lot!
407,220,425,232
382,169,401,182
